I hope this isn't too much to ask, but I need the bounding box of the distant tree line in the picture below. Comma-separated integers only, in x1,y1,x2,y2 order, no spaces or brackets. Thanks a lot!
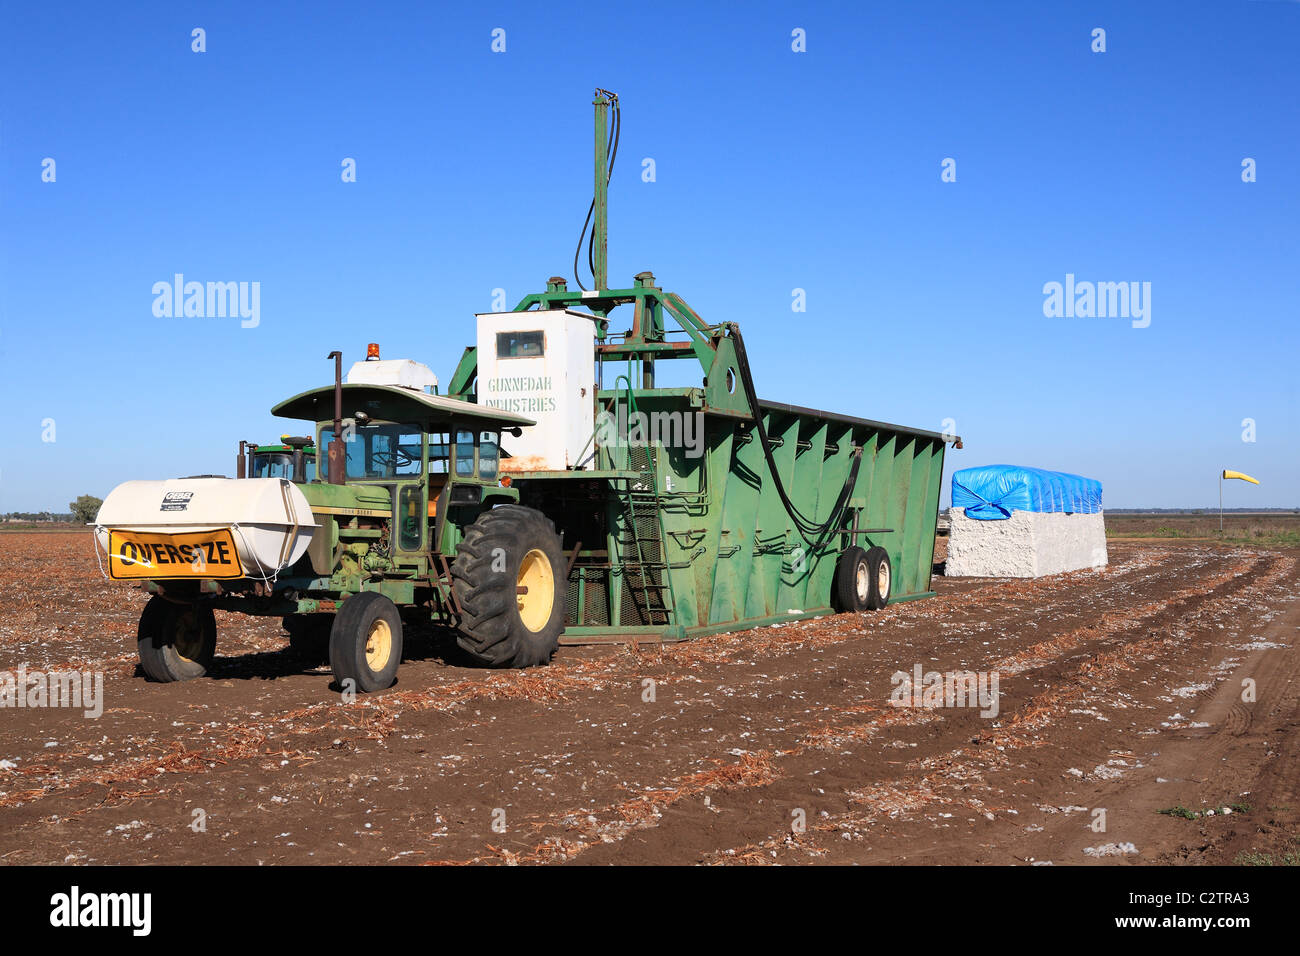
3,495,103,525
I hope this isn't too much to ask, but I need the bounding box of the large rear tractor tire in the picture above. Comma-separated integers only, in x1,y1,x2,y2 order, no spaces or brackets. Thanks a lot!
137,595,217,682
451,505,565,668
329,592,403,693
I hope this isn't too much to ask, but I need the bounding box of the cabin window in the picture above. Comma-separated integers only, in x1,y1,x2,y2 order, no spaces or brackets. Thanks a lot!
497,330,544,358
252,452,294,479
428,432,450,474
252,451,316,482
478,431,500,480
454,429,475,476
398,485,423,551
319,423,422,479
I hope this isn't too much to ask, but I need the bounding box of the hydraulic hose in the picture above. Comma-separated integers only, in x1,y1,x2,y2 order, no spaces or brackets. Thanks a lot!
727,322,861,551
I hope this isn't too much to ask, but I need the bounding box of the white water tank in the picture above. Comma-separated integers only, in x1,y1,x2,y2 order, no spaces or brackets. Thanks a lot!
95,477,317,579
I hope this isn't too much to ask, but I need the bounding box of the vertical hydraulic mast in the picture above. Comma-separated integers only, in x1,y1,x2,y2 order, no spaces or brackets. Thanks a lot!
593,90,610,292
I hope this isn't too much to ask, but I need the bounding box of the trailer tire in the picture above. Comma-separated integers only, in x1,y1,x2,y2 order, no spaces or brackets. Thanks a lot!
137,596,216,682
864,546,892,610
834,546,871,613
451,505,565,668
329,592,403,693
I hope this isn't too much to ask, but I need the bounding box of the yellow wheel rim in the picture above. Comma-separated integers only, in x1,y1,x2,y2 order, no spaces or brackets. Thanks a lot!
517,549,554,633
173,610,202,663
365,618,393,671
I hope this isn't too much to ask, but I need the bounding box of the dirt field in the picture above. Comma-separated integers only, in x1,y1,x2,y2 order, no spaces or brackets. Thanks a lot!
1,529,1297,866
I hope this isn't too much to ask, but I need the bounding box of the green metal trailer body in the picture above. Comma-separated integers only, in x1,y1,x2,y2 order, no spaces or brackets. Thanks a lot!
510,389,948,644
445,90,956,647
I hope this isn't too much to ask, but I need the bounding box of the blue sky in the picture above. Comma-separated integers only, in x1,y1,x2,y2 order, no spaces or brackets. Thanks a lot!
1,0,1296,512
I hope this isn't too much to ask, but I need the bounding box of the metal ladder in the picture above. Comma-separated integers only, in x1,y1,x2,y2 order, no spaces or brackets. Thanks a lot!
617,443,674,626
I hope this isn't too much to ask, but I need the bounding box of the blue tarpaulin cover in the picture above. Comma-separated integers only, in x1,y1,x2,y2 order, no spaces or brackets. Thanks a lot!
952,465,1103,520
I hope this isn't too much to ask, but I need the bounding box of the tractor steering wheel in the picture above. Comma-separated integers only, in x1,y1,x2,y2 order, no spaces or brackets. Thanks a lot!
372,448,414,470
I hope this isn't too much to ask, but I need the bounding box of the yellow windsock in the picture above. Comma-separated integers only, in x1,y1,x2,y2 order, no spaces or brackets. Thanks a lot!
1222,470,1259,484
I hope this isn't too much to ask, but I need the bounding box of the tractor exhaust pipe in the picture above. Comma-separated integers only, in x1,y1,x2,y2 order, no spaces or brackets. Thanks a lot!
326,350,345,485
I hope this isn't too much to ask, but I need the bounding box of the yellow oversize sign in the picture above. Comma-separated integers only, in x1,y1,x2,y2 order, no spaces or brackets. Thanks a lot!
107,528,243,580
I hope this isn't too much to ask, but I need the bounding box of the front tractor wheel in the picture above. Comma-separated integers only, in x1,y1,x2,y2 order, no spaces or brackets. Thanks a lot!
329,592,403,693
451,505,565,668
137,595,217,682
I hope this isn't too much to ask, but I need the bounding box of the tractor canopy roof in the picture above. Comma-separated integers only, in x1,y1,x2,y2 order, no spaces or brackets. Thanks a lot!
271,383,535,429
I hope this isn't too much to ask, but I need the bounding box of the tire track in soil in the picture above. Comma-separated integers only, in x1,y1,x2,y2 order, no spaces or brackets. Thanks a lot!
1112,579,1300,866
0,546,1248,856
572,550,1291,864
0,542,1177,804
0,538,1294,864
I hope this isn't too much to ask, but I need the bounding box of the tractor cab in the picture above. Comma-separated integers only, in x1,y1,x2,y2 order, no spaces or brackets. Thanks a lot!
270,364,534,563
246,438,316,482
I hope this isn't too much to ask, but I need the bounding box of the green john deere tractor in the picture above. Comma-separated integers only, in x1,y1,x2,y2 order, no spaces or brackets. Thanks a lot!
97,368,565,692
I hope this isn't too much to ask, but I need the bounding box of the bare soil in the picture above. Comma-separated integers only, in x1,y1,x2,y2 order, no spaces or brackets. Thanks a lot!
1,531,1297,866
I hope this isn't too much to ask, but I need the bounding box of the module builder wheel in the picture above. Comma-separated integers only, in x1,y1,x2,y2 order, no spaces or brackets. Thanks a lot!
864,546,892,610
834,545,870,612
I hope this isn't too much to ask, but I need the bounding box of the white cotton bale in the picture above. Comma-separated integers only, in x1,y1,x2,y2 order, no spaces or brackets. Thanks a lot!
944,507,1107,578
